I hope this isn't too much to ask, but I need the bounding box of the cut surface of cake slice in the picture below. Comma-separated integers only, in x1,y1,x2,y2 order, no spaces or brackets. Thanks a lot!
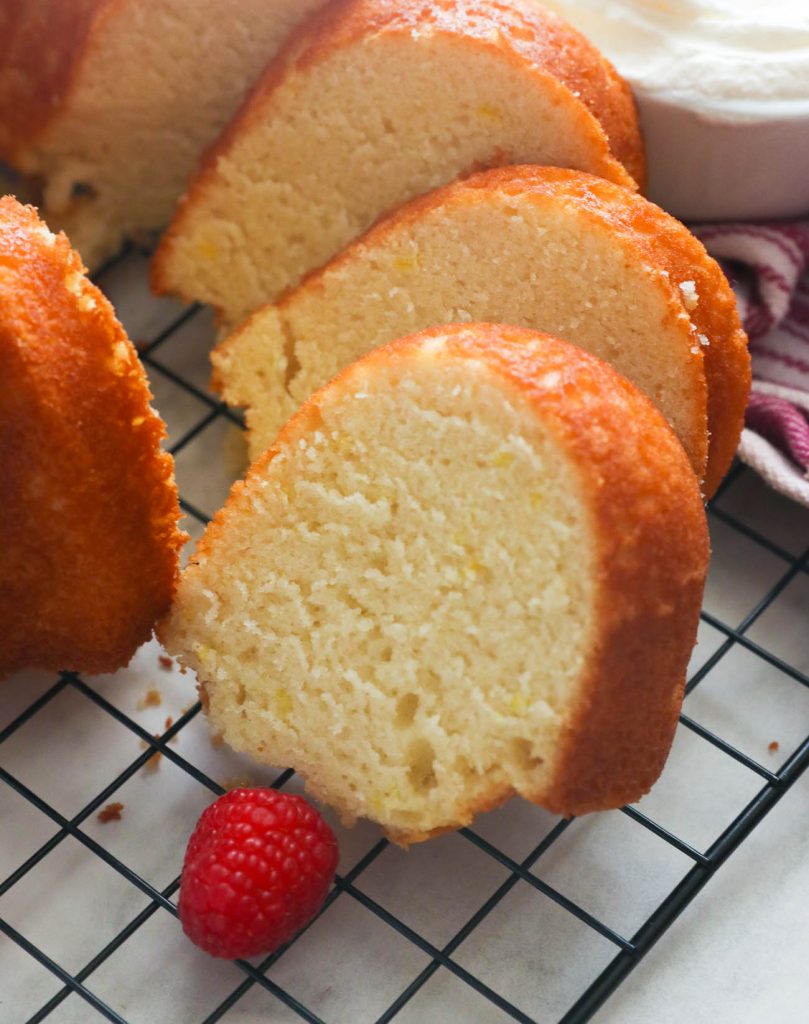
0,196,184,676
213,166,750,496
0,0,329,268
161,323,709,843
152,0,645,326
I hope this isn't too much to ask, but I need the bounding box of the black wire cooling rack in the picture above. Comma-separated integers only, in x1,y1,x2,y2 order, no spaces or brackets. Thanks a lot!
1,243,808,1024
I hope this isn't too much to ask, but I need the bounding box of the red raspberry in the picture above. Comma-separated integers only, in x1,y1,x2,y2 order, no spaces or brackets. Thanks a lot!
178,788,339,959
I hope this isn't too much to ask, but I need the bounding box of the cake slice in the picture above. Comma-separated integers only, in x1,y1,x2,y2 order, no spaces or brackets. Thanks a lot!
213,166,750,496
152,0,645,326
160,323,709,843
0,0,329,268
0,197,184,676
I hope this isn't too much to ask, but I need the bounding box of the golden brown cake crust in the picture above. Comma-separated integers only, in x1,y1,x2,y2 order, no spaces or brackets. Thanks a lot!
230,165,747,498
189,324,708,841
0,196,184,676
153,0,645,298
0,0,110,162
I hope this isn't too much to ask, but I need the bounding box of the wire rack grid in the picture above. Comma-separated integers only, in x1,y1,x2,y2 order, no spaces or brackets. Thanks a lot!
1,243,808,1024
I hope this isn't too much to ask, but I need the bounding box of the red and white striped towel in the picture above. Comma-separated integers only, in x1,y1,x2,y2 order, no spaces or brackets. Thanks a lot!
693,222,809,507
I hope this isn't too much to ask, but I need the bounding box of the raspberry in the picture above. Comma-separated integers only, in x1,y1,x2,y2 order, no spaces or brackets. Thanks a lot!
178,788,339,959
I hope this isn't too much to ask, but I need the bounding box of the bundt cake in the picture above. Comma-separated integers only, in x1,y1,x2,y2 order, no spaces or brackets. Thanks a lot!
152,0,645,326
0,196,184,676
213,166,750,497
0,0,329,269
160,323,709,843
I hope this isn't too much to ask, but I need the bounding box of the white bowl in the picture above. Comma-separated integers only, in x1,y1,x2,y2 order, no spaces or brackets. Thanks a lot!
637,91,809,222
536,0,809,222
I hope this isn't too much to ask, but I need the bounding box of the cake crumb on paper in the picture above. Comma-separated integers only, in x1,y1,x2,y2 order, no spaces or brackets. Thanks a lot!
138,688,162,710
220,775,255,791
98,802,124,823
768,741,780,753
158,655,174,671
140,735,163,772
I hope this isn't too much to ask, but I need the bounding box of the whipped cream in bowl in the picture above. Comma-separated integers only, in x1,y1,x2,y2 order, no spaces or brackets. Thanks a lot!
542,0,809,219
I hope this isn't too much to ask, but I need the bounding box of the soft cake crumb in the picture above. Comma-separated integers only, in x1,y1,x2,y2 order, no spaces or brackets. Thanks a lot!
16,0,335,272
212,171,710,485
155,7,641,329
163,338,598,836
160,325,709,840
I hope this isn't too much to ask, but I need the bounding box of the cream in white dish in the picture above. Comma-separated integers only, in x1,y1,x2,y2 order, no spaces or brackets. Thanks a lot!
540,0,809,220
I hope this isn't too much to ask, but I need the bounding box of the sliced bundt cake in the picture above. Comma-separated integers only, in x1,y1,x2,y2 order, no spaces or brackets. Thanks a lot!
0,0,329,268
152,0,645,326
161,323,709,843
213,166,750,496
0,197,184,676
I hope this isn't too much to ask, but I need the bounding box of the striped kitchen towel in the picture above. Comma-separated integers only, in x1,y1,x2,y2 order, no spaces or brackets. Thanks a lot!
693,222,809,507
